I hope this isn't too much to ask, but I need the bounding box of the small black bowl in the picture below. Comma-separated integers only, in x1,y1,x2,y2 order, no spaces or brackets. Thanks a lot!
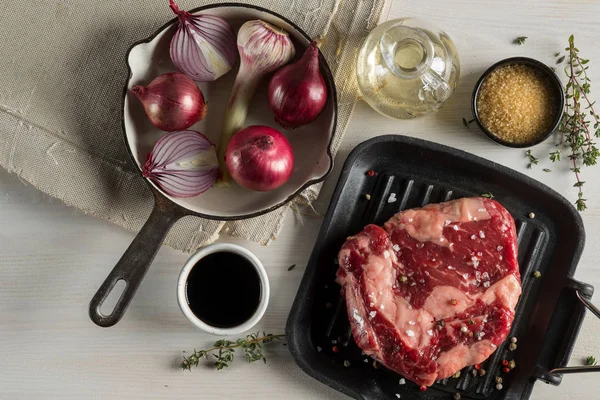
471,57,565,148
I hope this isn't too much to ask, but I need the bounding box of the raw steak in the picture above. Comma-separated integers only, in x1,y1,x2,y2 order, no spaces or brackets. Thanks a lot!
336,197,521,386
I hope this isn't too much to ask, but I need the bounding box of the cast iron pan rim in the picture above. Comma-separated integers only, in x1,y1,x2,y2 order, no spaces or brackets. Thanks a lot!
471,56,565,148
286,133,585,398
119,2,338,221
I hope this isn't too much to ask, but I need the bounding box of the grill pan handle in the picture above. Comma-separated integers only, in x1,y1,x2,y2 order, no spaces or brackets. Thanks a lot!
89,193,187,327
533,278,595,384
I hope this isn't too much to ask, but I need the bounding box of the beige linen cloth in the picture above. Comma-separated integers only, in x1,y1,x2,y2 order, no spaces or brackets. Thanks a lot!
0,0,390,252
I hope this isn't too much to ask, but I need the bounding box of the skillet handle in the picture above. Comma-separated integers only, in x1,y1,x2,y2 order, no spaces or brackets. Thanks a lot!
89,198,186,327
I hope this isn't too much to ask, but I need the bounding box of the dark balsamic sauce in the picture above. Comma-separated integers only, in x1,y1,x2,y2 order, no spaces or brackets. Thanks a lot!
185,251,261,328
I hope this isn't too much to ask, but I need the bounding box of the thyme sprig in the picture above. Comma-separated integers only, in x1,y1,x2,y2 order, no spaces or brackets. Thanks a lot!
513,36,527,45
526,150,539,169
180,332,285,371
553,35,600,211
586,355,597,366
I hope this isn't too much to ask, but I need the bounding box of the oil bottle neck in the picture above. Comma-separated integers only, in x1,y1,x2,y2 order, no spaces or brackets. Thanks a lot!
379,25,434,80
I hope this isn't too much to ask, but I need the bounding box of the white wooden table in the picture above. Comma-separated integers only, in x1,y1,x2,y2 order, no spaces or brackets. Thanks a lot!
2,1,600,399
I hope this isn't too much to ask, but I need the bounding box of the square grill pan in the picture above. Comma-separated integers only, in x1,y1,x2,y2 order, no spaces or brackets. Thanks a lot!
286,135,593,400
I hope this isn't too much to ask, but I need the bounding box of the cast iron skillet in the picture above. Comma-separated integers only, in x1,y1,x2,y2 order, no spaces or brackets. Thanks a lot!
88,3,337,327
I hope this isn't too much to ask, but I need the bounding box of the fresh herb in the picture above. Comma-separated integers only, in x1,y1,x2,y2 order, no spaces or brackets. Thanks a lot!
586,355,597,366
555,52,561,57
543,168,552,172
463,117,475,128
180,332,285,370
557,55,566,64
287,264,296,271
513,36,527,45
526,149,539,168
481,192,495,199
553,35,600,211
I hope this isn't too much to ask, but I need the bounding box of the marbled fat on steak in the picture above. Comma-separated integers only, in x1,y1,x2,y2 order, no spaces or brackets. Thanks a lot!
336,198,521,386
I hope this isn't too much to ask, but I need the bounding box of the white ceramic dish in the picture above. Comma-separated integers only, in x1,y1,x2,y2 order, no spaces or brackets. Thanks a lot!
177,243,269,335
123,3,337,220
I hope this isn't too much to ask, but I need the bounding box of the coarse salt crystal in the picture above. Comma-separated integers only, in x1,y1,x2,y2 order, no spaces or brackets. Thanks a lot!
490,343,497,348
463,273,469,279
380,304,385,310
396,394,401,399
432,258,436,262
384,250,390,258
388,193,397,203
497,245,503,251
482,272,489,279
364,358,369,363
399,378,406,385
440,237,445,242
317,346,322,352
393,244,401,251
410,282,417,287
409,321,416,325
406,330,415,337
479,231,485,238
370,302,375,307
460,326,468,333
369,311,377,318
453,225,459,231
477,252,483,257
499,255,503,260
448,266,454,270
449,243,454,247
427,330,433,336
445,220,451,226
408,305,413,309
471,234,477,240
416,243,424,248
473,217,478,221
483,281,491,288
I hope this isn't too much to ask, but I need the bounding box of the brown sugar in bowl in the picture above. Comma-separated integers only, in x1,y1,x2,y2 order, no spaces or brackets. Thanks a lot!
471,57,564,148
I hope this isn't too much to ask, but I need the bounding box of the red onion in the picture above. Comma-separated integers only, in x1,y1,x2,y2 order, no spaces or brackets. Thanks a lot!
132,72,207,132
268,41,327,129
217,20,295,183
169,0,237,82
225,125,294,191
143,130,218,198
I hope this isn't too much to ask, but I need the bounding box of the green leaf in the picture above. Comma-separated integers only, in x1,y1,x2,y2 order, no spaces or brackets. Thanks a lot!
513,36,527,45
557,55,566,64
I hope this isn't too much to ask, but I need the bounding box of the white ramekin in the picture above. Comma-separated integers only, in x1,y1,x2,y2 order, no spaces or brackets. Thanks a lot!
177,243,270,335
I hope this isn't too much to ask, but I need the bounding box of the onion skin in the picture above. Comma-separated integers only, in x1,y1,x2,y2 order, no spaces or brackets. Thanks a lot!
225,125,294,191
132,72,207,132
268,42,328,129
217,20,295,184
169,0,237,82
